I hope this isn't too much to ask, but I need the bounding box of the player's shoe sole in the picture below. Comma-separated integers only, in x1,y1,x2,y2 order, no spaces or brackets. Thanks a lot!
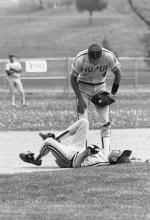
39,132,55,140
19,153,42,166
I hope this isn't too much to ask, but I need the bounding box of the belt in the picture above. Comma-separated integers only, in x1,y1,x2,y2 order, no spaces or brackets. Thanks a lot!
78,81,105,86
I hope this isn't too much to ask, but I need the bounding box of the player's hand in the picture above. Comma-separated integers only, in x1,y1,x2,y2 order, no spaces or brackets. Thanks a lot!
77,97,87,114
6,69,14,76
110,93,116,100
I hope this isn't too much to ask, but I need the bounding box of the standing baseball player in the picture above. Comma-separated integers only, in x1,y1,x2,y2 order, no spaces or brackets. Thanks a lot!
19,118,132,168
5,54,26,107
70,44,122,153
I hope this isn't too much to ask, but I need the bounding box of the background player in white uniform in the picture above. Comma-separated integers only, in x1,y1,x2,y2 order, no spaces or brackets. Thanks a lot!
19,118,132,168
70,44,122,153
5,54,26,107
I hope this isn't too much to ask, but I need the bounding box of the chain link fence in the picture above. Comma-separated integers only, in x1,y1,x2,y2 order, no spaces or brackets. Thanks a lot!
0,57,150,96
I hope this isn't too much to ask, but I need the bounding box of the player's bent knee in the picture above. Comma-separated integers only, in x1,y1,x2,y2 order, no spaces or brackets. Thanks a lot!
79,118,88,124
101,122,111,137
44,138,56,146
40,138,56,156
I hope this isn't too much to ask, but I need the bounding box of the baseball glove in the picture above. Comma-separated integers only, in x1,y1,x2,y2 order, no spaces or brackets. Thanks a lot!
91,91,115,107
6,69,14,76
87,144,100,154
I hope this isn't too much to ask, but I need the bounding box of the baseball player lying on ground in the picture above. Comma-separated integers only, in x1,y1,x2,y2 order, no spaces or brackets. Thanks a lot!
19,118,147,168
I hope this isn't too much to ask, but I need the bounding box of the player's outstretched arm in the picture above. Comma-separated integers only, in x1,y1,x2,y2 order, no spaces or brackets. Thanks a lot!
72,149,90,168
70,72,82,98
70,72,86,114
72,145,100,168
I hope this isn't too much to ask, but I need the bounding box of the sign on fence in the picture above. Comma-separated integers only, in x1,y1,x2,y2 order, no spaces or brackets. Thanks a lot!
25,60,47,73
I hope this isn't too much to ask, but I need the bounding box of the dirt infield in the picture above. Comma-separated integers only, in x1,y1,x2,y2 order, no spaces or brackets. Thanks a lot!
0,129,150,174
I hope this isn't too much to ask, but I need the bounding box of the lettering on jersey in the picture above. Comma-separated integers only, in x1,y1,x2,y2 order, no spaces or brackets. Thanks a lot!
81,65,108,73
102,71,107,77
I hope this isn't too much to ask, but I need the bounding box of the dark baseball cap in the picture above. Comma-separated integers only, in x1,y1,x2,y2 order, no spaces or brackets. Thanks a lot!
88,44,102,59
9,54,15,58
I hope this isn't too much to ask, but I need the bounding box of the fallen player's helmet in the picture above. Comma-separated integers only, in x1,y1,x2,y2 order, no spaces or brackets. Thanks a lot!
108,150,132,165
88,44,102,59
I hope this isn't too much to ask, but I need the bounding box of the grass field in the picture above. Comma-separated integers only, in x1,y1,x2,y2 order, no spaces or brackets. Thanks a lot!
0,164,150,220
0,92,150,131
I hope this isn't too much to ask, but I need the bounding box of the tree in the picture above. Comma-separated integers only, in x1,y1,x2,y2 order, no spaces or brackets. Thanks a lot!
128,0,150,27
75,0,107,25
128,0,150,57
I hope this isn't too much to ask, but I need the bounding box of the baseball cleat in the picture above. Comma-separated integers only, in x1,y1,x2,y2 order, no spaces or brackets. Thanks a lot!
19,151,42,166
39,132,55,140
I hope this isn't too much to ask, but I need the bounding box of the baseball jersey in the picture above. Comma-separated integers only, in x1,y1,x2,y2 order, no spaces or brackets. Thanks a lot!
72,48,121,84
5,61,22,79
81,148,109,167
